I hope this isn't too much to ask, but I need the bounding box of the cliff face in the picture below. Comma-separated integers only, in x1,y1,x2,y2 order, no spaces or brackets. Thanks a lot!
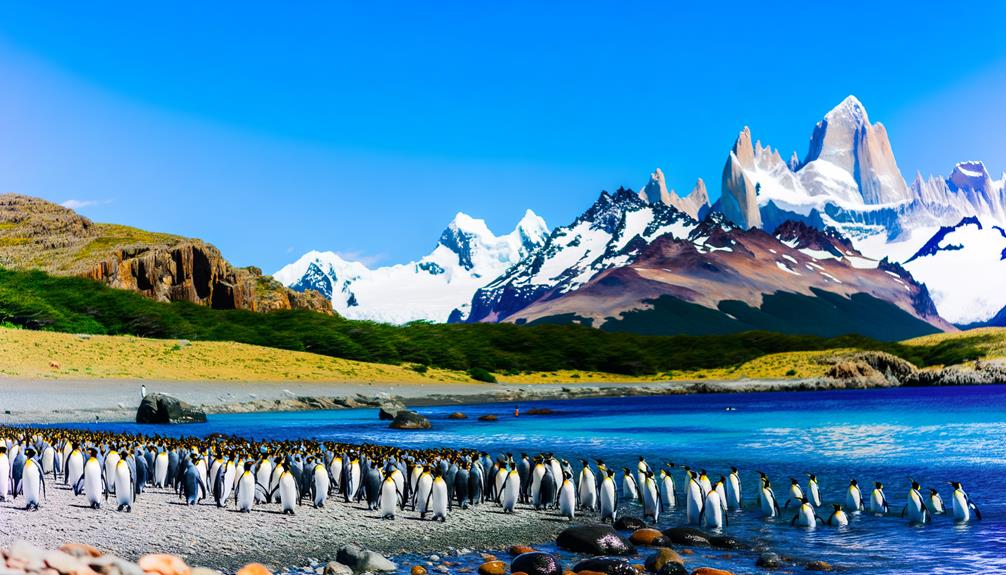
0,194,332,315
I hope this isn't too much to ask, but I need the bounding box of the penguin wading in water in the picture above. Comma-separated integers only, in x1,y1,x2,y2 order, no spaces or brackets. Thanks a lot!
725,467,741,510
760,479,780,518
950,481,981,522
870,481,889,514
846,479,865,512
699,482,725,529
686,471,705,525
806,473,821,507
826,503,849,526
641,471,660,522
928,488,945,515
791,496,822,528
659,468,675,510
902,480,930,524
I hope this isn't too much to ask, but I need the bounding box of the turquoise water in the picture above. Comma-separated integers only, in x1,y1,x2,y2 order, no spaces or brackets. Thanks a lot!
71,385,1005,574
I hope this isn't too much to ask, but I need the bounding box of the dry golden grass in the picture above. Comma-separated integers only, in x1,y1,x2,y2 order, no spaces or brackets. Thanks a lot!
902,327,1006,359
0,328,473,383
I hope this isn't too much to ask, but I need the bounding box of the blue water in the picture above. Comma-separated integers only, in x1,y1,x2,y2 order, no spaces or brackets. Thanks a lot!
62,386,1005,574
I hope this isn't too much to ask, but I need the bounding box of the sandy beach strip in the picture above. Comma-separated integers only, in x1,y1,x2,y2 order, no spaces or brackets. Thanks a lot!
0,481,576,572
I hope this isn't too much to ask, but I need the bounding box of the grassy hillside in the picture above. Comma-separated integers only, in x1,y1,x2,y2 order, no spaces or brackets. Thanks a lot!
0,327,468,383
0,267,987,376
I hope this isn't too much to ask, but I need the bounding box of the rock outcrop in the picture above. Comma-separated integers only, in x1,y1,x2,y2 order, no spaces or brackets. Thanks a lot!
718,127,762,229
638,169,711,220
136,393,207,424
389,410,432,430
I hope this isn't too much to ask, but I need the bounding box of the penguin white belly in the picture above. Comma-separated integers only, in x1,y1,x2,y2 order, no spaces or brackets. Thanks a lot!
330,458,343,491
795,503,816,528
952,490,970,522
643,481,659,521
558,480,575,519
699,476,712,494
906,491,927,522
578,471,597,511
502,473,520,512
237,473,255,511
727,475,741,509
623,477,638,501
760,488,777,517
661,476,675,509
196,461,208,499
530,467,544,507
220,464,235,502
930,495,944,514
278,473,298,514
702,491,724,529
809,482,821,507
715,483,728,512
686,482,704,524
104,453,120,493
846,488,862,512
84,463,103,507
870,490,886,513
314,467,330,507
115,465,133,509
830,510,849,526
41,448,54,476
430,479,449,520
379,479,399,518
416,476,433,513
255,464,272,502
0,456,11,499
22,462,41,507
154,454,168,487
599,478,617,522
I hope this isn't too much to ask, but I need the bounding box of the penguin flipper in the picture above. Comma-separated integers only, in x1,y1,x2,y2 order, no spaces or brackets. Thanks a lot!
970,502,982,520
790,514,798,526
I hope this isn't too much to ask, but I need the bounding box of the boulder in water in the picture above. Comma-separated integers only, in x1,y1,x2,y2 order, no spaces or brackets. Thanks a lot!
644,548,684,573
660,527,711,547
335,545,396,573
556,525,635,555
571,558,636,575
510,552,562,575
136,393,206,424
613,516,647,531
389,410,431,430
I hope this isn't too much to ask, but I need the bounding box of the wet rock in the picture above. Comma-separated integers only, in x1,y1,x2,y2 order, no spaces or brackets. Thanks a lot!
707,536,745,550
324,563,353,575
478,415,498,422
136,393,207,424
409,568,427,575
644,549,683,573
388,411,431,430
448,412,468,420
511,552,563,575
571,558,635,575
687,569,734,575
236,565,271,575
754,553,781,569
660,527,710,547
655,565,687,575
629,529,667,547
509,547,535,556
478,562,506,575
805,561,832,572
614,517,647,531
378,403,405,420
137,554,190,575
525,408,556,415
58,545,102,560
557,525,636,556
335,545,397,573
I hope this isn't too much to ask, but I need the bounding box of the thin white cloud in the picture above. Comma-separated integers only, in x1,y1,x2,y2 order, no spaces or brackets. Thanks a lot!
60,199,111,210
336,250,387,267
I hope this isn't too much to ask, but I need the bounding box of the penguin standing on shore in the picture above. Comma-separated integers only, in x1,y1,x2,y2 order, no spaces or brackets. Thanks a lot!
576,460,597,511
311,461,330,508
235,462,256,512
414,466,434,516
181,457,206,506
75,449,106,509
726,467,741,510
428,471,450,522
599,468,617,523
642,471,660,522
153,451,169,488
378,470,403,519
0,447,11,501
500,467,520,513
364,462,383,510
538,466,557,510
557,471,576,520
453,464,470,509
19,449,44,511
517,454,531,503
114,459,135,512
276,465,299,515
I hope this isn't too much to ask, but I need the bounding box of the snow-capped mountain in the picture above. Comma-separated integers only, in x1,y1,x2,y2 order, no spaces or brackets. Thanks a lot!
275,210,549,323
465,188,697,323
903,216,1006,325
712,95,1006,323
464,189,946,339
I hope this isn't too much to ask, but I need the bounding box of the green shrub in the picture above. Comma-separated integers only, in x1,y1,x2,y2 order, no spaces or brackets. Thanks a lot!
410,364,429,374
785,368,798,376
467,367,496,383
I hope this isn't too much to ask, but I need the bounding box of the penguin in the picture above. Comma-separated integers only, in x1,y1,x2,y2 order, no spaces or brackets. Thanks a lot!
11,447,25,495
133,451,149,493
19,450,45,511
329,454,344,494
784,478,804,509
517,454,531,503
415,466,434,517
40,445,55,481
870,481,889,514
621,467,639,503
760,479,780,518
641,471,660,522
636,456,651,493
75,449,106,509
275,466,299,515
311,462,330,508
826,503,849,526
700,484,725,529
453,465,471,510
598,468,618,523
363,462,382,510
557,471,576,520
659,468,675,510
530,459,546,508
114,459,135,512
791,497,821,528
686,471,705,524
235,462,257,512
846,479,865,512
0,447,11,501
255,457,273,503
950,481,981,522
103,450,120,495
467,463,484,506
806,473,821,507
500,468,520,513
213,460,236,507
901,480,930,524
378,470,403,519
538,466,557,510
427,471,450,522
725,467,741,510
181,458,206,506
344,458,362,503
928,488,945,515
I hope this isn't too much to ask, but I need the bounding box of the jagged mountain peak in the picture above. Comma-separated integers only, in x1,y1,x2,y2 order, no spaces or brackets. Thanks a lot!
824,94,870,127
948,160,994,191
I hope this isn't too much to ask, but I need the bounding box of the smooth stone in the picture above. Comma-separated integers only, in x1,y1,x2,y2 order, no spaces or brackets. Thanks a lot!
136,393,206,424
805,561,832,572
324,563,353,575
629,529,667,547
571,558,635,575
687,569,735,575
389,410,431,430
660,528,711,547
447,412,468,420
137,555,190,575
58,545,102,560
335,545,397,573
754,553,781,569
511,552,563,575
87,556,144,575
655,565,687,575
644,549,684,573
478,415,498,422
410,567,428,575
509,547,535,556
613,517,647,531
43,550,87,575
706,536,745,550
236,565,271,575
557,525,636,556
478,561,506,575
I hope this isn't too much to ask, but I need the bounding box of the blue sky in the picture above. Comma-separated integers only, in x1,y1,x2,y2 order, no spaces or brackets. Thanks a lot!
2,2,1006,271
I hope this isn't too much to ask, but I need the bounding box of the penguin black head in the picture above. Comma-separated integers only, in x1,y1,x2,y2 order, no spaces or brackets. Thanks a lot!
638,456,645,462
730,466,737,473
929,488,939,495
0,446,6,454
911,480,921,490
606,469,616,478
850,479,858,486
874,481,883,489
622,467,631,474
790,478,799,485
832,503,842,511
719,475,727,483
949,481,962,489
24,448,35,459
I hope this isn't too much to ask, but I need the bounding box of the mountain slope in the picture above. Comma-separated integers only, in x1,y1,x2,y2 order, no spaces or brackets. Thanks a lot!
276,210,549,323
0,194,328,313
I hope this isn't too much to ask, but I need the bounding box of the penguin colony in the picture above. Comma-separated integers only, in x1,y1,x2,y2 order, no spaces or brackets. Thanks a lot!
0,427,982,531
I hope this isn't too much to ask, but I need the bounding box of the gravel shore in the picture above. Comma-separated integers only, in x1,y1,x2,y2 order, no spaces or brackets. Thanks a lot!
0,481,577,572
